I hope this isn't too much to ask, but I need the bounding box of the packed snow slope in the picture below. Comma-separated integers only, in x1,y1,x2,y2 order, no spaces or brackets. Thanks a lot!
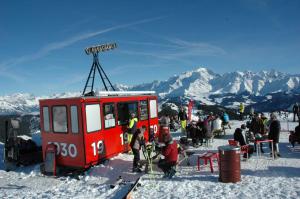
0,114,300,198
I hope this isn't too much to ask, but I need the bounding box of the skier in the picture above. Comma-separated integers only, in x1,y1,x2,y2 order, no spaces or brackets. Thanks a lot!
158,133,178,178
178,107,188,133
130,126,146,172
268,113,281,158
293,103,299,122
239,102,245,121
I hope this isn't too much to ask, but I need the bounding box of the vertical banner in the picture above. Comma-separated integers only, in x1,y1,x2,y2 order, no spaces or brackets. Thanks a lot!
188,99,194,121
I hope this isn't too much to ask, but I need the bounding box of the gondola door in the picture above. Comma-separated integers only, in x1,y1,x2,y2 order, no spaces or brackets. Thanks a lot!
83,102,106,165
138,100,150,141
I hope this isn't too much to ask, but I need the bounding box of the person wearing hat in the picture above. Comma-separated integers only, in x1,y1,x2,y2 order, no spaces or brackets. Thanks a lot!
157,133,178,178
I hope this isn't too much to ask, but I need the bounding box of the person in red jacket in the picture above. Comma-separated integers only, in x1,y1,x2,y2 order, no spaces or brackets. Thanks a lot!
158,133,178,178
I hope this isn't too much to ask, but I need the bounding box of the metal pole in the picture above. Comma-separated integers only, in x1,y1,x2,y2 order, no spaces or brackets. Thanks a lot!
82,57,96,95
98,61,115,91
94,54,108,91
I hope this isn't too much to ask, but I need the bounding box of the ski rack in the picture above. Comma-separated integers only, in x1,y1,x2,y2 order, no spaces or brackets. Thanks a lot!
96,91,155,96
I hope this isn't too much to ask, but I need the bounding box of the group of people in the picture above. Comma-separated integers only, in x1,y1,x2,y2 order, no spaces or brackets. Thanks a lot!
233,112,281,158
184,112,231,147
129,102,299,175
128,112,178,178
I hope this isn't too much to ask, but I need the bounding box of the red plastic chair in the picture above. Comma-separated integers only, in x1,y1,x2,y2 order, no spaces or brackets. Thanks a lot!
228,139,249,159
197,152,219,173
228,139,238,146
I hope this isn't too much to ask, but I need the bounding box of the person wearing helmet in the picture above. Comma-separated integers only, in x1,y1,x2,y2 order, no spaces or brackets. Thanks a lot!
158,133,178,178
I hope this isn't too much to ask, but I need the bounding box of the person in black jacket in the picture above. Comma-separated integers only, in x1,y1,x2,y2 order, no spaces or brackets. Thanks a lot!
234,128,246,146
290,121,300,147
268,113,281,158
233,128,254,158
250,113,265,153
293,103,299,122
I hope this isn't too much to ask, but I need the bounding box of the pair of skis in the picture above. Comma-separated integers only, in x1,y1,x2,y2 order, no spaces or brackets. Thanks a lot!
110,176,142,199
142,142,156,173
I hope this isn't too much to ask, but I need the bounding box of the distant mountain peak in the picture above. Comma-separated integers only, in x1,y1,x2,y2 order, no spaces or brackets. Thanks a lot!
1,67,300,115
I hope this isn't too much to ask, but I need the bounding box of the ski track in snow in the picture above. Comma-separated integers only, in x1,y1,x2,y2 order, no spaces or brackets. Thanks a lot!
0,115,300,198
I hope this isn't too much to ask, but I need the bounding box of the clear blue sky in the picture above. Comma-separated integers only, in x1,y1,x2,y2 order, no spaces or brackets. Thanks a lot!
0,0,299,95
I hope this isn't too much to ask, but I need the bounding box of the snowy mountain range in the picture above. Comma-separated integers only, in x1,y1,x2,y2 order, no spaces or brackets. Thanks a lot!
124,67,300,100
0,92,80,115
0,67,300,114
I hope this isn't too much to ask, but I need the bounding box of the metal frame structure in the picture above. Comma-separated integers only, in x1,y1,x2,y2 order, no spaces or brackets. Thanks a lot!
82,43,117,96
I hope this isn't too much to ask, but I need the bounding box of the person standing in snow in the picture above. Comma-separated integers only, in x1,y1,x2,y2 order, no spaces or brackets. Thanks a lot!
261,113,269,133
130,126,146,172
203,113,214,139
268,113,281,158
178,107,188,133
158,133,178,178
290,121,300,147
250,113,266,153
293,103,299,122
212,115,223,136
128,112,138,146
221,112,231,129
239,102,245,121
188,121,202,147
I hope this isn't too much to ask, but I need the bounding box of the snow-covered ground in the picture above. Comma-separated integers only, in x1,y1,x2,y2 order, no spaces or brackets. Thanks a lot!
0,115,300,199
